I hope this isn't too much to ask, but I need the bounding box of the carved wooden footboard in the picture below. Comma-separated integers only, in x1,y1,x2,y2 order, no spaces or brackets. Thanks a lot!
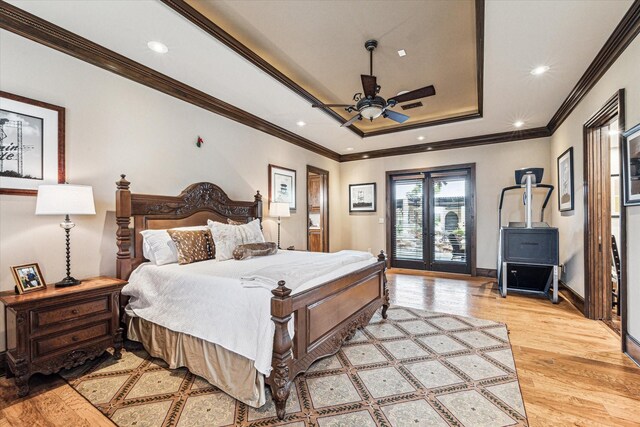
114,176,389,419
268,253,388,418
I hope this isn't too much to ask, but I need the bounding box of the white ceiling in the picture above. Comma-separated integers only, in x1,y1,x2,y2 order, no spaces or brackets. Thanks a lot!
6,0,634,156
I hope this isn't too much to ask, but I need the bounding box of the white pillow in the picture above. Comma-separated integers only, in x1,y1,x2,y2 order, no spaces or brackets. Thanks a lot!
208,219,265,261
140,226,208,265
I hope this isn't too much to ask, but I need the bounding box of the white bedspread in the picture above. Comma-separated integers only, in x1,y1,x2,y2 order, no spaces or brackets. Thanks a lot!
122,250,376,376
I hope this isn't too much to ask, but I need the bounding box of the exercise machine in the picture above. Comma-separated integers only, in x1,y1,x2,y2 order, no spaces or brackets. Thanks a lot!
497,167,559,303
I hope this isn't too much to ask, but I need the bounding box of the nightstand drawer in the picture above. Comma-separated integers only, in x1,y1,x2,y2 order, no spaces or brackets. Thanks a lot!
31,295,111,331
33,321,111,359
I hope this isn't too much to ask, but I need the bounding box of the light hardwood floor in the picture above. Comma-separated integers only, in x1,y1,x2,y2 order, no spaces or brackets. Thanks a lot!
1,271,639,426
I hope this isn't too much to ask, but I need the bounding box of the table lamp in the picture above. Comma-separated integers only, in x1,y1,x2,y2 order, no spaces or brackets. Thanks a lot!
269,202,290,249
35,184,96,287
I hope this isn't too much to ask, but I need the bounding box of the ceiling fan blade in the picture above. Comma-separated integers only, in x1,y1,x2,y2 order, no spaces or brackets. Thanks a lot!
311,104,353,108
384,109,410,124
341,114,362,128
361,74,377,98
388,85,436,104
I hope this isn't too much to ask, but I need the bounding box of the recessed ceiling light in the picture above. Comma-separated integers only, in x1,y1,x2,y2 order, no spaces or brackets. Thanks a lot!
147,41,168,54
346,147,354,151
513,120,524,128
426,147,433,151
397,90,409,96
363,155,370,159
530,65,550,76
417,136,425,141
296,121,306,127
398,49,407,57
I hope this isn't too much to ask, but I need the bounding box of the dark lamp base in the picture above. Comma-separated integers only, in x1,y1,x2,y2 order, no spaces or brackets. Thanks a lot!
55,276,82,287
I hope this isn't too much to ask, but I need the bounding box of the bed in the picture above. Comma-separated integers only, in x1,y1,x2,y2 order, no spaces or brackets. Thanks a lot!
114,176,389,419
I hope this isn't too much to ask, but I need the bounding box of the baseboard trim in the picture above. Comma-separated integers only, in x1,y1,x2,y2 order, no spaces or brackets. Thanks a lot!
475,268,497,278
559,281,585,315
625,334,640,367
0,351,6,377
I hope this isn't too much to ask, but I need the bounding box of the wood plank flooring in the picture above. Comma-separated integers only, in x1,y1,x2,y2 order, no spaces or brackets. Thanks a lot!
1,271,639,426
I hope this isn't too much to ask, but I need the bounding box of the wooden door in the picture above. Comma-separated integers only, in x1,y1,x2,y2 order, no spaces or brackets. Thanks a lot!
307,166,329,252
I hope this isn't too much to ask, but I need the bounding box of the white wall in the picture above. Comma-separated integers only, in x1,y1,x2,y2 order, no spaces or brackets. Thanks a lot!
339,138,552,270
549,36,640,338
0,32,343,351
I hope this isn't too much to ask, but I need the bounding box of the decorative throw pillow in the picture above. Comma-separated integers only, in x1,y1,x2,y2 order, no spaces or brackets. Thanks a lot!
208,218,265,261
167,229,215,265
140,226,208,265
233,242,278,260
227,218,245,225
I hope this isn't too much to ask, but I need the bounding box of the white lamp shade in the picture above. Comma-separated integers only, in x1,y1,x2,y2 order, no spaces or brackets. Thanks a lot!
35,184,96,215
269,202,290,218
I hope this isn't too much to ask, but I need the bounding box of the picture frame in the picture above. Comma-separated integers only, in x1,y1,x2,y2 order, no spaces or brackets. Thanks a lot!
622,123,640,206
0,91,65,196
349,182,376,213
269,164,296,211
11,263,47,294
557,147,574,212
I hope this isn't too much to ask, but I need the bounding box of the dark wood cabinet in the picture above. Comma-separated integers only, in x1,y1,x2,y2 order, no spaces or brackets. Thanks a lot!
308,175,321,212
309,229,322,252
0,276,127,396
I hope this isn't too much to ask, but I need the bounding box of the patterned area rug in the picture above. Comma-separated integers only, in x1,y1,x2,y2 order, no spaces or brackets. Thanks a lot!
62,307,528,426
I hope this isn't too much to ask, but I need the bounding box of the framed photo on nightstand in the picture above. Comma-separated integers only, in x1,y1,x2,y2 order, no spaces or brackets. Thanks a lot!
11,263,46,294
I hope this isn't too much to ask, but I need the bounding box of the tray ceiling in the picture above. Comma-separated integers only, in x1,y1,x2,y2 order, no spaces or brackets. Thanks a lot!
187,0,481,134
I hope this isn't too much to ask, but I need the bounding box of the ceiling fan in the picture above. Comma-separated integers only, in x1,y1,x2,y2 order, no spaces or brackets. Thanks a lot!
312,39,436,128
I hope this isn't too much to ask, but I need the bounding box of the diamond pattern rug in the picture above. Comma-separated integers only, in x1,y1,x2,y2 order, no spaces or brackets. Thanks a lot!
61,307,528,426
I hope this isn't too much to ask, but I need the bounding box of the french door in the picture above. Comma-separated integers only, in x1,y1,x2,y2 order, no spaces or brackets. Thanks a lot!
390,166,474,274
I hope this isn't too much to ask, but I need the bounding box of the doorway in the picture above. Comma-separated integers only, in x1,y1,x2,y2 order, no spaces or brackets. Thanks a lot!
583,89,627,349
387,164,476,274
307,166,329,252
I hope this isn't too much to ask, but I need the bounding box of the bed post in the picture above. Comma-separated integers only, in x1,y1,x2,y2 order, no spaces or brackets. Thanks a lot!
254,190,263,223
379,250,390,319
116,174,132,280
271,280,293,420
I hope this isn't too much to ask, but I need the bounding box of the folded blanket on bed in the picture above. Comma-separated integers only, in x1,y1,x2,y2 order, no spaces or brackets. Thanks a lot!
241,250,374,291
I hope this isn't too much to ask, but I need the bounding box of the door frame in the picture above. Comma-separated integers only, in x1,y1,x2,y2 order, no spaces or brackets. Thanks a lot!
385,163,477,276
582,89,627,348
306,165,329,252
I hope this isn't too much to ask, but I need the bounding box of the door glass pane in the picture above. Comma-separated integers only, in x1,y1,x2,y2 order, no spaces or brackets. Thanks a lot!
432,176,466,263
393,179,423,261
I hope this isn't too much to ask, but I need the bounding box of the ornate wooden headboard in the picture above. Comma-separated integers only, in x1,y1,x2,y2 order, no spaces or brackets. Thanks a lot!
115,175,262,279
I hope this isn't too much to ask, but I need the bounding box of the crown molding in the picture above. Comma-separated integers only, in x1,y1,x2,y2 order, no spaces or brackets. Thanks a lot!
339,127,551,162
0,0,342,162
1,0,638,163
546,0,640,133
161,0,485,137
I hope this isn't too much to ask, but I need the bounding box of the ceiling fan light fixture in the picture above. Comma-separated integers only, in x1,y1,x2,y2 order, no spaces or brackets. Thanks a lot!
361,106,383,120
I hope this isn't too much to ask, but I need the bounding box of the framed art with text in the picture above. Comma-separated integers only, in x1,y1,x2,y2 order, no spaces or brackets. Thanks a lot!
0,91,65,196
622,123,640,206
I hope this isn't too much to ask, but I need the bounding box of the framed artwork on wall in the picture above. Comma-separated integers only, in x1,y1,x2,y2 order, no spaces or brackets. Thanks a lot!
269,164,296,211
622,123,640,206
11,263,46,294
0,91,65,196
557,147,574,212
349,182,376,213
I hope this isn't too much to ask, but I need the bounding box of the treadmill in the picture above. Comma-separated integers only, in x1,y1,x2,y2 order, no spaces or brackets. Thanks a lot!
497,167,559,303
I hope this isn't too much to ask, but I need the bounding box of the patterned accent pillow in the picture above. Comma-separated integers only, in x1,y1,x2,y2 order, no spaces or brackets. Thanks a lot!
233,242,278,260
208,218,265,261
166,229,215,265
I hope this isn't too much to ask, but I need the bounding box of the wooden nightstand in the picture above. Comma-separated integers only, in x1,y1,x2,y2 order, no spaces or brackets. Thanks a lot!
0,276,127,397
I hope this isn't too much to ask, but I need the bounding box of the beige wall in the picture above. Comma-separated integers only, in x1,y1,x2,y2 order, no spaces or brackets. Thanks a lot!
0,32,343,350
338,138,552,270
549,36,640,339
